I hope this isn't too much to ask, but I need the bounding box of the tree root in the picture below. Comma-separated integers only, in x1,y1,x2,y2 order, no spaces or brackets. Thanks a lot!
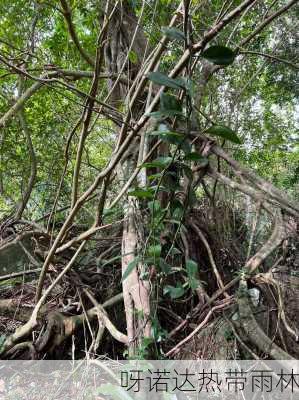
1,292,124,358
237,279,294,360
5,341,37,359
0,299,48,322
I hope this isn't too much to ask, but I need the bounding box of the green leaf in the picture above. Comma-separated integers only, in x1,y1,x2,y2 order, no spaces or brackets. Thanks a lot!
184,153,208,163
128,188,154,198
170,198,183,214
160,93,182,114
148,93,185,120
149,130,185,145
201,45,236,66
128,50,138,64
148,200,161,213
148,172,163,181
159,258,171,274
162,27,185,41
163,284,185,299
186,259,198,277
147,71,185,90
186,259,200,290
206,124,242,144
189,277,200,290
142,156,173,169
148,244,162,258
171,206,184,220
121,257,139,282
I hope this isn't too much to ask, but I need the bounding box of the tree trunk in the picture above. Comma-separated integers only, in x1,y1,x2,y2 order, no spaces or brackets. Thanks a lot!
104,1,152,356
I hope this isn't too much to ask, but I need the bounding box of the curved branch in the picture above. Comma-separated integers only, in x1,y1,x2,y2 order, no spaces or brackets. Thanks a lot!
84,289,128,344
55,219,124,254
239,49,298,70
0,80,43,129
59,0,95,67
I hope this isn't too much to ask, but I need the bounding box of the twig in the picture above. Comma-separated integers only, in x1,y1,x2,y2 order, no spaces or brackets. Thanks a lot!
239,49,298,70
190,221,229,298
165,301,232,357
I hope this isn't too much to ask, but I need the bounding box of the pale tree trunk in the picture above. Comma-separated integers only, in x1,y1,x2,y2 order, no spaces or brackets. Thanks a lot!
104,1,152,356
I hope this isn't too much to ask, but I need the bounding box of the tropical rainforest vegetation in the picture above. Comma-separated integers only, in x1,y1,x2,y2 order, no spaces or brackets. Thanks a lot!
0,0,298,360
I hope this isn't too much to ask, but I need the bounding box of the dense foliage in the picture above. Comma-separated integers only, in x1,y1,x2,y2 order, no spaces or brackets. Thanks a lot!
0,0,298,360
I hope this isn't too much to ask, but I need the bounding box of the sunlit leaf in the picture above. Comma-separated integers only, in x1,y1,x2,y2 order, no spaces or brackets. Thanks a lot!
148,244,162,258
128,50,138,64
128,188,154,198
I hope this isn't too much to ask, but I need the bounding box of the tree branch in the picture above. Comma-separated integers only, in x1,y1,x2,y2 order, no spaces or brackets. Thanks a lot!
59,0,95,67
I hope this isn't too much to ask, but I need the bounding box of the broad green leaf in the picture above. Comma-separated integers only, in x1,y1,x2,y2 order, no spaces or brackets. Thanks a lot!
150,130,185,145
171,205,184,220
163,284,185,299
128,188,154,198
186,259,200,290
162,27,185,41
142,156,173,169
148,200,161,213
184,153,208,163
186,259,198,276
206,125,242,144
148,244,162,258
121,257,139,282
128,50,138,64
189,277,200,290
160,93,182,114
201,45,236,66
147,71,185,90
148,172,163,181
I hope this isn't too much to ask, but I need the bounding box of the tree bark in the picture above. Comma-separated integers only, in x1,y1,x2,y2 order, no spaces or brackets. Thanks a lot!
103,0,152,356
